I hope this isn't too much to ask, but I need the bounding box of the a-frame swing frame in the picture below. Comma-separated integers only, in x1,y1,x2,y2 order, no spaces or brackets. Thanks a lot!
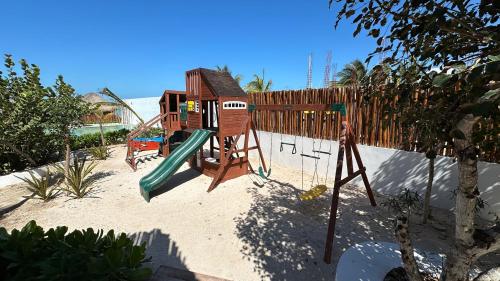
207,103,376,264
323,113,377,263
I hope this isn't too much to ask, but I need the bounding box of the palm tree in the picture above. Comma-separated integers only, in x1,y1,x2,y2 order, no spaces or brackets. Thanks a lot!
216,65,243,85
94,88,144,146
338,59,367,87
245,69,272,93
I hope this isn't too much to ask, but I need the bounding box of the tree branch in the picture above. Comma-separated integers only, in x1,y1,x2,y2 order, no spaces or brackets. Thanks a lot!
3,142,37,165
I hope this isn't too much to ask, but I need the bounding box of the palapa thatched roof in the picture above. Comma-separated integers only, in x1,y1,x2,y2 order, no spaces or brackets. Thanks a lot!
82,92,116,113
199,68,246,97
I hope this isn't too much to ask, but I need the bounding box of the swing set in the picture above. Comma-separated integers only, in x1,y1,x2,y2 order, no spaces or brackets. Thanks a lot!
145,69,374,264
245,102,377,264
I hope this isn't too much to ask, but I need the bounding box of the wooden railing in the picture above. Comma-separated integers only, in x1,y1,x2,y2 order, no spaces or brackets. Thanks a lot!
167,113,181,131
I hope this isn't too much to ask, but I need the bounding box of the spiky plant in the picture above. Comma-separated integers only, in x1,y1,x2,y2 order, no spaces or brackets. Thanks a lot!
16,168,60,201
88,146,109,160
56,156,98,198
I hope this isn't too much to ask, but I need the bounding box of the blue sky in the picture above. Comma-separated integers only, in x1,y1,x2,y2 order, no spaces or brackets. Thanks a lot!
1,0,377,98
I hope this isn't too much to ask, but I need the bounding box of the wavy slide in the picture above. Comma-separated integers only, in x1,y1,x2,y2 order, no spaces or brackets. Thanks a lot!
139,129,213,202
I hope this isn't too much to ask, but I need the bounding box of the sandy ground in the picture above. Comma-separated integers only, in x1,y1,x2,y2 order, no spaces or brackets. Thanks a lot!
0,144,496,280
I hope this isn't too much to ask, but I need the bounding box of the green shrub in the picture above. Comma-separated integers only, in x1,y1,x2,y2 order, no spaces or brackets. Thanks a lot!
88,146,110,160
0,220,152,281
16,168,61,201
106,128,130,144
137,127,163,138
56,156,98,198
70,129,130,150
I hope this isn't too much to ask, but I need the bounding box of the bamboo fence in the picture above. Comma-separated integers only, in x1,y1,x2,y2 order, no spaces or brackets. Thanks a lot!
248,88,498,163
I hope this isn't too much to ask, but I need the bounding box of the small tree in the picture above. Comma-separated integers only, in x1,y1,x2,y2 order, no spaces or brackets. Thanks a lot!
0,55,58,170
48,76,92,179
330,0,500,279
245,69,272,93
382,189,424,281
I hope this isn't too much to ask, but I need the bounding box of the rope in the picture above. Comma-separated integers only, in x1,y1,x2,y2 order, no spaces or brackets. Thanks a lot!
301,112,304,192
269,115,273,169
324,115,334,185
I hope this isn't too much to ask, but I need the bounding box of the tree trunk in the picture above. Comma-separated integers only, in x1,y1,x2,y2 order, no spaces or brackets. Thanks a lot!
4,142,37,165
99,119,106,146
443,114,480,281
423,156,435,224
395,215,424,281
64,133,71,181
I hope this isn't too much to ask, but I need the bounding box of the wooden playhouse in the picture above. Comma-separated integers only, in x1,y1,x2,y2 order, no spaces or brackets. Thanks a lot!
159,68,253,186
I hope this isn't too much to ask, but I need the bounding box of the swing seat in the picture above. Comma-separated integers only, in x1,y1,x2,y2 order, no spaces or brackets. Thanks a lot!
258,166,271,179
299,184,328,201
313,150,332,155
300,153,320,160
280,142,297,154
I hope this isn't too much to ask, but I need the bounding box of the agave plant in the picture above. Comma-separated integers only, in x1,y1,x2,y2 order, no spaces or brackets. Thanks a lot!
57,156,98,198
88,146,109,160
16,168,61,201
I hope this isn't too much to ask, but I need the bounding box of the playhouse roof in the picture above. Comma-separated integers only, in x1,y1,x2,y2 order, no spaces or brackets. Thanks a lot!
199,68,247,97
159,90,186,103
82,92,116,112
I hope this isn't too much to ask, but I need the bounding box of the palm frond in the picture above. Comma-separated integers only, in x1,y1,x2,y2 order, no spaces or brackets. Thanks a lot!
100,88,144,123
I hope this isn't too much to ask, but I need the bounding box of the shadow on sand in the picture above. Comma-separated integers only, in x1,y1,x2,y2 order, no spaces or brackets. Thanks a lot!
234,177,392,281
149,168,201,199
129,229,195,280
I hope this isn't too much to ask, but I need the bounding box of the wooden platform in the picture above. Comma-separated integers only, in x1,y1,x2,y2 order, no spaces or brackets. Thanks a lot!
150,265,230,281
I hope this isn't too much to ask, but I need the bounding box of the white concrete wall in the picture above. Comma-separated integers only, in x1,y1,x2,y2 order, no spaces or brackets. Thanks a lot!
0,161,64,188
124,96,162,125
241,131,500,221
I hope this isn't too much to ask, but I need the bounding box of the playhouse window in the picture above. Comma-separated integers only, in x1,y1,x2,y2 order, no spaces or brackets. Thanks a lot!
223,101,247,110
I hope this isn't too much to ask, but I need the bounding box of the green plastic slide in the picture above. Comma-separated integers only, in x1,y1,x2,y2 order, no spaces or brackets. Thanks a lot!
139,129,213,202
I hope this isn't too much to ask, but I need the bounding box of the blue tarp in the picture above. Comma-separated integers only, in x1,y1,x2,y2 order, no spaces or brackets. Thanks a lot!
133,137,163,143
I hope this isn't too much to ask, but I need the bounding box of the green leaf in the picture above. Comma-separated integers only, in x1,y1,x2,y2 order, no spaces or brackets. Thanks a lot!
353,24,362,36
432,73,453,87
487,54,500,61
370,28,380,37
479,88,500,102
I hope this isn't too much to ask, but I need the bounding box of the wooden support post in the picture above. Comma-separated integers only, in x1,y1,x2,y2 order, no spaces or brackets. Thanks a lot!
210,101,214,158
208,117,248,192
323,121,377,264
250,118,267,173
219,134,225,165
324,121,346,264
345,134,354,176
347,127,377,207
